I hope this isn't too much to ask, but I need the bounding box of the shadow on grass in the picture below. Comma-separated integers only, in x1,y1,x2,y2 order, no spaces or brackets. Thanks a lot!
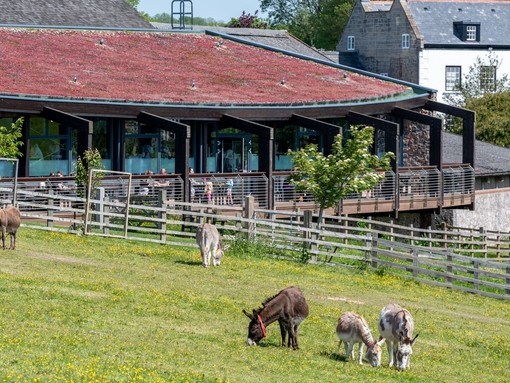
320,350,347,362
175,260,203,267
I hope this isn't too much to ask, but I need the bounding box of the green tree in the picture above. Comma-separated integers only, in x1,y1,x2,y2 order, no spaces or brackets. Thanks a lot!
261,0,355,49
465,91,510,147
227,11,267,28
75,148,104,198
0,117,24,158
288,126,393,226
126,0,140,8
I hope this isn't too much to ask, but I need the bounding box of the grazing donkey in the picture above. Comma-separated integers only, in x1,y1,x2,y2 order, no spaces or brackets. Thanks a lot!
195,223,224,267
378,303,419,370
243,286,309,350
0,206,21,250
336,311,385,367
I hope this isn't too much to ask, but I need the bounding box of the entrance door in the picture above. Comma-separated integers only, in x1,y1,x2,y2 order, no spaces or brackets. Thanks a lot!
217,136,251,173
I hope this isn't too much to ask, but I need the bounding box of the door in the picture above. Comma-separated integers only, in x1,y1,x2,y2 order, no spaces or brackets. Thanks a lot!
217,136,252,173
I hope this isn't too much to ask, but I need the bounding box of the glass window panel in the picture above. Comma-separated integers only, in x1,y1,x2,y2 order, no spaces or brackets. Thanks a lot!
30,117,45,136
445,66,461,91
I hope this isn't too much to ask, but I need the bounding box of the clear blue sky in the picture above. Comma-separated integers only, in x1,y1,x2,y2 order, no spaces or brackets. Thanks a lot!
138,0,264,23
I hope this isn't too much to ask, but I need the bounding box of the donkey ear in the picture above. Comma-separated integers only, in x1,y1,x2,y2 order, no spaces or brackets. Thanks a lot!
411,333,419,346
243,309,254,320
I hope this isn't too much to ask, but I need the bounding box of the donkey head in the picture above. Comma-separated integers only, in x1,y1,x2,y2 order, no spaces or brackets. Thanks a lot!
395,334,419,370
243,309,266,346
366,338,386,367
212,240,226,266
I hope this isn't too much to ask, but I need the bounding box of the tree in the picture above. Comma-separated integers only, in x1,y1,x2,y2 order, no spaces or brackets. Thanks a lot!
126,0,140,8
260,0,355,50
0,117,24,158
465,91,510,147
288,126,393,226
75,148,104,198
227,11,267,28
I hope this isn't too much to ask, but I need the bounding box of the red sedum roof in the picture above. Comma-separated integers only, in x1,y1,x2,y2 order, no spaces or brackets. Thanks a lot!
0,28,410,106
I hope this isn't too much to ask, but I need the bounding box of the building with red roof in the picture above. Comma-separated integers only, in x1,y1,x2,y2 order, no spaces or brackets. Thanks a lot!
0,1,475,214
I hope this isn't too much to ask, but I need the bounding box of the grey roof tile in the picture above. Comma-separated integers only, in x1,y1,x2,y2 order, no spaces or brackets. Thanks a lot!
0,0,153,29
444,132,510,175
408,1,510,45
152,23,334,61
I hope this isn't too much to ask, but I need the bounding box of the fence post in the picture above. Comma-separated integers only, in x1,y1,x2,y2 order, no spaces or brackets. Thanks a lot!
103,196,110,235
506,266,510,297
303,210,314,263
370,231,378,269
442,222,448,249
479,227,487,258
412,247,419,277
244,195,255,240
98,187,105,231
446,249,453,288
473,259,480,292
158,189,167,243
47,190,54,229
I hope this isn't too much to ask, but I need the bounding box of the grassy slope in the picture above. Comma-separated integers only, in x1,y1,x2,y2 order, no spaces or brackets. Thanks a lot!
0,228,508,382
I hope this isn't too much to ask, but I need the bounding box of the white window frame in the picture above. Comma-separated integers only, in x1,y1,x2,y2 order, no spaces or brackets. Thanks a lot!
347,36,355,51
466,25,477,41
445,66,461,91
402,34,410,49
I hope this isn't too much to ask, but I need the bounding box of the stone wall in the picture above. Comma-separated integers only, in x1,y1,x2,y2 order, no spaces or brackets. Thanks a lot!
338,0,420,83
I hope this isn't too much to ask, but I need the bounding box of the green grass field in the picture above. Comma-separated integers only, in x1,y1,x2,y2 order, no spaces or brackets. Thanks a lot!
0,228,509,382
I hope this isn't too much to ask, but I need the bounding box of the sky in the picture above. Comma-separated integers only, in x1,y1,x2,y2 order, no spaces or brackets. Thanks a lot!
138,0,265,23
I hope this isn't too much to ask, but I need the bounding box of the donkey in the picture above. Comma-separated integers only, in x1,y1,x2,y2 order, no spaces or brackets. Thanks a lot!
336,311,385,367
378,303,419,370
0,206,21,250
195,223,224,267
243,286,309,350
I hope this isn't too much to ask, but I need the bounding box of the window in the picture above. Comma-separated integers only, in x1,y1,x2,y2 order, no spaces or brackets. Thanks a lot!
480,65,496,91
466,25,477,41
402,34,410,49
453,21,480,42
347,36,355,51
445,66,461,91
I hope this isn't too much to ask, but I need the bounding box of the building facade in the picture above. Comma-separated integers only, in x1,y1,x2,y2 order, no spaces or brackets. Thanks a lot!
338,0,510,102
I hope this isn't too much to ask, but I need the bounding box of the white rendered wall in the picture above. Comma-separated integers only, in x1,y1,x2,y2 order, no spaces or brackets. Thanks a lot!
419,48,510,102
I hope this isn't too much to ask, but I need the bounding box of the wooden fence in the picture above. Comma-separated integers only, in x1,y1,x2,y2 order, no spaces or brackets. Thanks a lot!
9,188,510,300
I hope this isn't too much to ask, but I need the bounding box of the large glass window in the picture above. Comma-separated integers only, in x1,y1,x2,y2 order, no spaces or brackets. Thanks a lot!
29,117,71,176
445,66,461,91
92,119,112,170
124,120,159,175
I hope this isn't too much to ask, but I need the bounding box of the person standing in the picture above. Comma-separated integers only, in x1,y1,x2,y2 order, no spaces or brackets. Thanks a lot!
226,178,234,205
204,180,213,204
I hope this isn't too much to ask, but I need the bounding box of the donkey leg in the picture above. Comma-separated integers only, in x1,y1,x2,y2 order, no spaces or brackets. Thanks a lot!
357,342,364,365
10,232,16,250
278,321,287,347
1,227,5,250
290,324,299,349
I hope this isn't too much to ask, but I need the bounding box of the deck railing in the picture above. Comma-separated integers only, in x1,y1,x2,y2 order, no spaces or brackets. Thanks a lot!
0,164,474,214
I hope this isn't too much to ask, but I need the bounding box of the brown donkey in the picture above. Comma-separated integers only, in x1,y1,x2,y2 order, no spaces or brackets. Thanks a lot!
243,286,309,350
0,206,20,250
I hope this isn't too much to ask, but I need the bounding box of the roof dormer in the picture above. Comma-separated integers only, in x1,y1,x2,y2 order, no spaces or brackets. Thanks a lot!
453,21,481,42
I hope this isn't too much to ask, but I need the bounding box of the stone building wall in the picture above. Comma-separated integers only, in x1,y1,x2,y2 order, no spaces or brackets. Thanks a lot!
338,0,420,83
